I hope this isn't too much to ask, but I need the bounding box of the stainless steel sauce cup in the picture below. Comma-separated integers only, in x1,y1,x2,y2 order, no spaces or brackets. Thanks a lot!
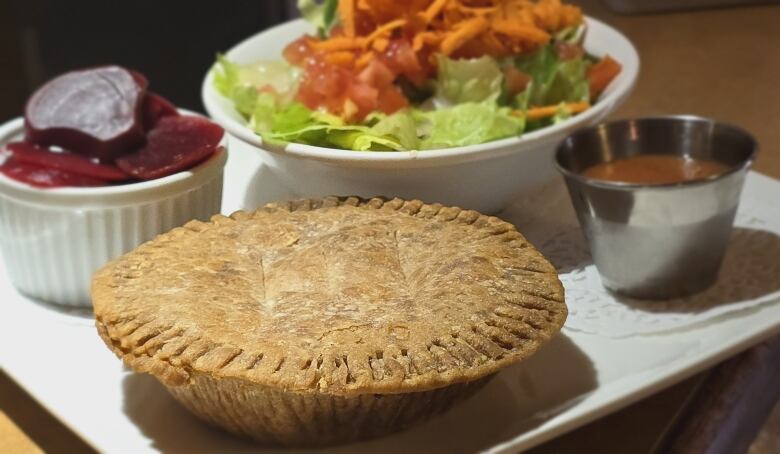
555,116,758,299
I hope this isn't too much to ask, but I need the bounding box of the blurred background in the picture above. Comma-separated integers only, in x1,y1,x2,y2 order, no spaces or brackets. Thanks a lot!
2,0,775,123
0,0,299,122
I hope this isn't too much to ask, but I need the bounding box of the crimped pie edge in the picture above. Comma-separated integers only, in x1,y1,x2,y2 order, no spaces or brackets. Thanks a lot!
92,195,567,396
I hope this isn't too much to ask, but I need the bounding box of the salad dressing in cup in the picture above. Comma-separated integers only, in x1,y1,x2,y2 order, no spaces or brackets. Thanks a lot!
581,154,730,184
556,116,757,300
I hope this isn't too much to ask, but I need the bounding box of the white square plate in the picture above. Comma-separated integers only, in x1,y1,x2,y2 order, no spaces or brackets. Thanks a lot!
1,139,779,453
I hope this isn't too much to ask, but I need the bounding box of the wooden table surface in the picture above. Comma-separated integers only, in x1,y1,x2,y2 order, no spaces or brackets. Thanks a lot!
539,2,780,452
1,2,779,453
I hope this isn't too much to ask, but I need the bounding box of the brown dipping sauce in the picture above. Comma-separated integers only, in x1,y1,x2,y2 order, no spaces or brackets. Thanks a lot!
582,154,731,185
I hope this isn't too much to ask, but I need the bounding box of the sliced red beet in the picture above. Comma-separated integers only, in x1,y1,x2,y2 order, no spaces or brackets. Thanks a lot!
116,116,224,180
143,92,179,130
4,142,129,181
0,158,108,188
24,66,148,161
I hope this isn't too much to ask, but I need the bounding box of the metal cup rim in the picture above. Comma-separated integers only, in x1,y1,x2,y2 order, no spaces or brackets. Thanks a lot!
554,115,759,191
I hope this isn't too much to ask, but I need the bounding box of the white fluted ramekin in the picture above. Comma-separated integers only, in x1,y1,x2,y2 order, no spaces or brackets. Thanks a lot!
0,114,227,307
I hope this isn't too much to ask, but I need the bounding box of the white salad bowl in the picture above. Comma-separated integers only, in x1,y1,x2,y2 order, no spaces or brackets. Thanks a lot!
203,17,639,214
0,112,227,308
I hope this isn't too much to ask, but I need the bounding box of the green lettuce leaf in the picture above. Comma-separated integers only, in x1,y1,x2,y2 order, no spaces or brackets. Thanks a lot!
368,111,420,150
416,103,524,149
434,55,504,106
514,45,590,106
212,55,301,118
249,92,278,133
511,87,532,132
212,55,240,98
215,51,526,151
257,103,524,151
551,103,573,124
298,0,339,38
545,58,589,104
257,103,407,150
261,103,331,145
213,56,260,117
266,103,523,151
327,131,404,151
514,45,558,106
325,111,420,151
554,24,586,45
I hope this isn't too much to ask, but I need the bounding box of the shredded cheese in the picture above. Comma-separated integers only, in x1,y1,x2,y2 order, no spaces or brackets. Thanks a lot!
515,102,591,120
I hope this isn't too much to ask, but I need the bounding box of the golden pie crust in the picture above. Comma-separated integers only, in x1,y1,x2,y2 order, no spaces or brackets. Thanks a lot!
92,196,566,446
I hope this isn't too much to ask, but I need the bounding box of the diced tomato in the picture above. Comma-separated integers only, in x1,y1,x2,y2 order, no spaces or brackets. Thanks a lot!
382,40,427,86
358,60,395,88
283,36,315,66
314,70,349,98
588,56,622,99
290,38,415,120
555,42,585,61
503,67,532,98
347,83,379,118
295,84,321,111
386,41,420,73
296,56,354,112
376,86,409,114
414,47,437,80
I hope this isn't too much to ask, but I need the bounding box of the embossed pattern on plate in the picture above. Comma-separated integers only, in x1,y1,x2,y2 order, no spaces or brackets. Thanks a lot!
504,179,780,338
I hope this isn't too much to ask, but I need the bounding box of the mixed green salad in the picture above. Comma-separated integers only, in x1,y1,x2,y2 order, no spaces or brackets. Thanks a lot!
213,0,621,151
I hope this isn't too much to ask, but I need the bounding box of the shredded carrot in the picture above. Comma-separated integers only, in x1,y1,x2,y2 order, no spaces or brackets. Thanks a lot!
310,36,364,52
514,102,591,120
479,30,507,55
326,51,356,65
363,19,407,49
422,0,449,23
441,16,488,55
339,0,356,38
373,37,390,52
308,0,584,62
413,31,443,51
356,51,375,69
492,19,550,43
456,5,498,16
291,0,592,119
